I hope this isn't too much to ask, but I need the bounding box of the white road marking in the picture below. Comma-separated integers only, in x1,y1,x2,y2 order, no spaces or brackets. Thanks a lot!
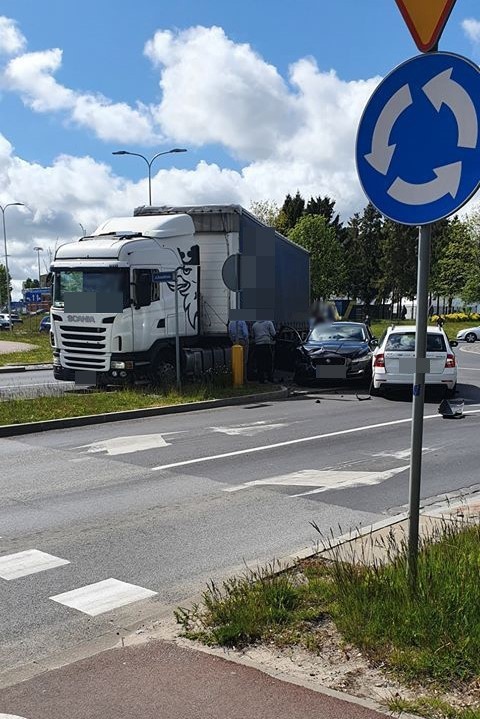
0,714,30,718
50,578,157,616
372,446,436,460
0,550,70,580
460,367,480,371
76,433,173,455
211,421,288,436
224,466,408,495
150,407,480,473
291,466,408,497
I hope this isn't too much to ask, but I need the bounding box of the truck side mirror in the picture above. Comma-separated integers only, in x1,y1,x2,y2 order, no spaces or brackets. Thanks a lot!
189,245,200,266
134,270,152,308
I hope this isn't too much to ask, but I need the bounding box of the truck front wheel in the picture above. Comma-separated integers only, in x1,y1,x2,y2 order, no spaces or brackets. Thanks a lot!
149,355,177,390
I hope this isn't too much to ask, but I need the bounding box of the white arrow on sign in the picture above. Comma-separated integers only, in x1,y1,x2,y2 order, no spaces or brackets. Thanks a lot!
365,83,413,175
387,161,462,205
423,68,478,149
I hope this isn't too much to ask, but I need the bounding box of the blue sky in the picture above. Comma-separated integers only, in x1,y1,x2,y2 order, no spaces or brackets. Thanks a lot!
1,0,480,288
3,0,479,172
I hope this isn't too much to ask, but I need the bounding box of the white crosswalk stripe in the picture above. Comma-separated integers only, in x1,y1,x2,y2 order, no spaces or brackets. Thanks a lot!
0,550,70,580
50,577,157,616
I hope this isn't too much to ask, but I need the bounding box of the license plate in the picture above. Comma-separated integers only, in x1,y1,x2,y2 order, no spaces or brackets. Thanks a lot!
315,364,347,379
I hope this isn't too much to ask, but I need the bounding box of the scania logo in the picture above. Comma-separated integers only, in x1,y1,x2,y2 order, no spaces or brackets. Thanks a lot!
66,315,95,323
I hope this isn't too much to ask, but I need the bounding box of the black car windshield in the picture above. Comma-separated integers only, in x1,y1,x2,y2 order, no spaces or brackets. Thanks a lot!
53,269,130,309
385,332,446,352
308,324,366,342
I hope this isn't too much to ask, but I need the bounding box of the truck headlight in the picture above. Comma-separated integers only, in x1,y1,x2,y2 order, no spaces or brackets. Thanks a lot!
53,356,61,366
111,360,126,370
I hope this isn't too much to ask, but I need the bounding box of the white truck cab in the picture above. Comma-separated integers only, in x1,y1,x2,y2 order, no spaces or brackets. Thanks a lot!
51,214,202,384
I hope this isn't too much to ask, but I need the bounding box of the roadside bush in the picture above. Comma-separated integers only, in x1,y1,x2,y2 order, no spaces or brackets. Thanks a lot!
432,312,480,323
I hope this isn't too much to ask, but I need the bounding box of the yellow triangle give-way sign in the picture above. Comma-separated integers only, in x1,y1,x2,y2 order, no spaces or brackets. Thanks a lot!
395,0,457,52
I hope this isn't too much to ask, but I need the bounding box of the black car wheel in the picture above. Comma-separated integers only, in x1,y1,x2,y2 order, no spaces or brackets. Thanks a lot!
466,332,477,343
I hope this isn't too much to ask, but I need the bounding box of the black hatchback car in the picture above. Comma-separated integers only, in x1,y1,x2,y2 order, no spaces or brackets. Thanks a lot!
276,322,377,385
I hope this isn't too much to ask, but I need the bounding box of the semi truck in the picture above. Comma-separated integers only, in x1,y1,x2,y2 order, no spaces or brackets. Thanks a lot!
50,205,310,385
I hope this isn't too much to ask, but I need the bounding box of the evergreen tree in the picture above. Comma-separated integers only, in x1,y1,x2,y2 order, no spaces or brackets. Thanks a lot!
344,204,383,305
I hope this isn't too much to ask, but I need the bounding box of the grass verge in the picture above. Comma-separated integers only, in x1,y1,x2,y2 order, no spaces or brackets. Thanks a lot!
0,383,270,425
0,318,52,366
176,521,480,717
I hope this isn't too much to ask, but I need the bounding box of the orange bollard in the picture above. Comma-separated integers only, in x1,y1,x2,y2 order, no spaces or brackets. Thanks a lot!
231,343,244,386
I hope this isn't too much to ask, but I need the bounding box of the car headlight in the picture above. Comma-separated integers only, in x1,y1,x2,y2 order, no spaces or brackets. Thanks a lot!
351,355,368,363
110,360,126,370
456,331,465,338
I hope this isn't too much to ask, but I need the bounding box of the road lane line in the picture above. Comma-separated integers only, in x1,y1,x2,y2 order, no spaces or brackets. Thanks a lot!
150,409,480,472
0,550,70,580
50,578,157,616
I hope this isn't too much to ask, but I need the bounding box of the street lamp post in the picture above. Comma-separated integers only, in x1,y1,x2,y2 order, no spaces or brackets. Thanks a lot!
0,202,24,331
33,246,43,286
112,148,187,205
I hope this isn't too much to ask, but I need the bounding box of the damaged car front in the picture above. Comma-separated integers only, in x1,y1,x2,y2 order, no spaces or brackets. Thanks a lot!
293,322,376,385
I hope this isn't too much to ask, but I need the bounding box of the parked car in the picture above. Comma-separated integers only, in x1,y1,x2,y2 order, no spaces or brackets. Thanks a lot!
456,325,480,343
372,325,457,395
39,315,51,332
276,321,377,385
0,316,11,331
0,312,23,325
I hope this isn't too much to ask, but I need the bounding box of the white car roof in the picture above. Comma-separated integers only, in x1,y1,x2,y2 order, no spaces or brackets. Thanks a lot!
387,325,444,334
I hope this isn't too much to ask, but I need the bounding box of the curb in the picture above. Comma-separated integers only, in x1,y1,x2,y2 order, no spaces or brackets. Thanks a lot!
0,363,53,374
0,386,289,437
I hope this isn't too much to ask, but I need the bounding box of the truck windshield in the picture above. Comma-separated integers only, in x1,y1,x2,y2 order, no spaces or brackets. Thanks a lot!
53,269,130,309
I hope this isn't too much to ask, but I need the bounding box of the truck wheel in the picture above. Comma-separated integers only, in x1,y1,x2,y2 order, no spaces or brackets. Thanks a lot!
149,357,176,390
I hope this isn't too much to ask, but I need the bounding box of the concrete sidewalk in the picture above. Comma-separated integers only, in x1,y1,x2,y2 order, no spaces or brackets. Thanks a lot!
0,640,389,719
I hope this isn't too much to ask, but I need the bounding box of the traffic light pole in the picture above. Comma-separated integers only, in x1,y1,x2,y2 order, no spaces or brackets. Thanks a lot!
407,223,432,587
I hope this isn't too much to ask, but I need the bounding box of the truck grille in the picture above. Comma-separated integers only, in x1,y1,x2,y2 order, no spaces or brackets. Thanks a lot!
59,324,109,371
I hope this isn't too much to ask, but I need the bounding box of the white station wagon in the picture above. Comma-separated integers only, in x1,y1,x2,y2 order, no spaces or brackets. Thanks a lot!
372,325,457,395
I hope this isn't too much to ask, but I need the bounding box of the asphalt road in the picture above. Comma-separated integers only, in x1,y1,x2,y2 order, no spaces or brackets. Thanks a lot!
0,345,479,681
0,369,72,399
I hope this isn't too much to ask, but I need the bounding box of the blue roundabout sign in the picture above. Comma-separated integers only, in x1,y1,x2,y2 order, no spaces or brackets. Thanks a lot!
357,52,480,225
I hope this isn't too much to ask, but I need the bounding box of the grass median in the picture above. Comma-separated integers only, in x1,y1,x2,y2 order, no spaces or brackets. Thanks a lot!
0,383,271,426
176,520,480,719
0,319,52,366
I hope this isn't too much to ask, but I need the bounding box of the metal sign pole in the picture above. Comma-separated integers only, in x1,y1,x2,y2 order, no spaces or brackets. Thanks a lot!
407,223,431,586
174,270,181,391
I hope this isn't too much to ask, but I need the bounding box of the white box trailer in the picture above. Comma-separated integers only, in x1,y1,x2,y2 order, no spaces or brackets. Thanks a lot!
50,205,309,385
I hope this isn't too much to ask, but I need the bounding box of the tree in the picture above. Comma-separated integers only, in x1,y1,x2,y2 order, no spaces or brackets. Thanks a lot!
289,215,345,301
435,217,478,311
249,200,280,227
344,204,383,305
23,278,40,289
378,219,417,316
0,264,11,308
278,191,305,234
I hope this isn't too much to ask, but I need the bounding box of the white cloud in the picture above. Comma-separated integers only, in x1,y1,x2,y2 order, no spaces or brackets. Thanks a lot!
145,26,300,160
0,22,387,297
2,39,160,143
462,18,480,43
0,16,26,55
